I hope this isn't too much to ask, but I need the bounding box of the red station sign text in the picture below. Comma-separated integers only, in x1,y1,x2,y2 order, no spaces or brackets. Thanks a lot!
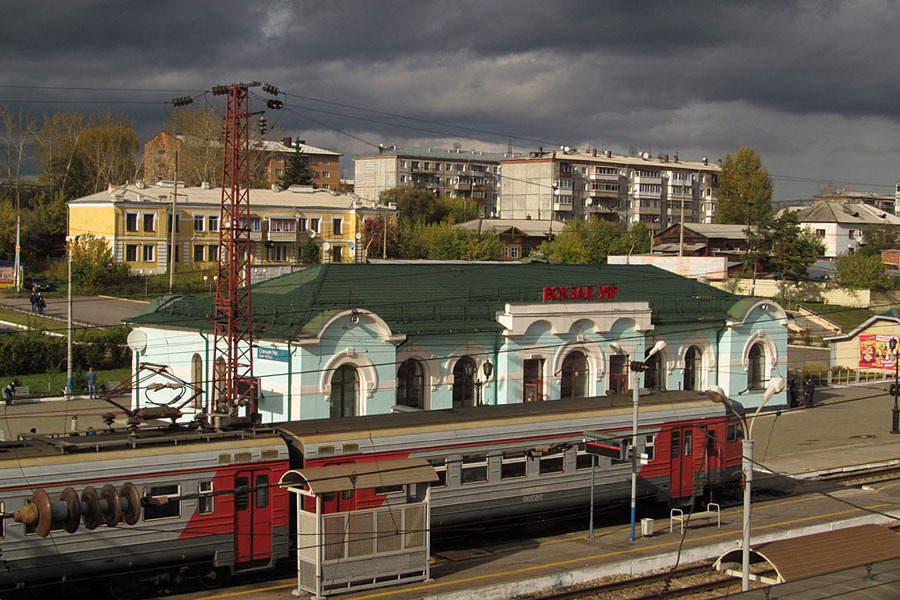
543,285,619,301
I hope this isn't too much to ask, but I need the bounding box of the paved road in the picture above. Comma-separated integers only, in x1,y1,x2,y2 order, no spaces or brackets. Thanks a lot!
0,295,148,327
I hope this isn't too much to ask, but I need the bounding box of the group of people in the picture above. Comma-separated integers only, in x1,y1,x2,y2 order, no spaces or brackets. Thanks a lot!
29,290,46,315
788,373,816,408
2,367,98,407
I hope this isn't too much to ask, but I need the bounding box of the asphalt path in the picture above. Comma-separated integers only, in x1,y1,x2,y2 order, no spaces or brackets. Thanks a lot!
0,294,148,327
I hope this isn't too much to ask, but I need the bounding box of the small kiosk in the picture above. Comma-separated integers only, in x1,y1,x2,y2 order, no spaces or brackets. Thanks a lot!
280,458,438,598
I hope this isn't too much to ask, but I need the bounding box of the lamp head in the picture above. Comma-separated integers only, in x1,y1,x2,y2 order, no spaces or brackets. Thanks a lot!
648,340,668,358
762,376,786,404
463,359,476,378
482,361,493,380
705,385,746,419
608,342,626,355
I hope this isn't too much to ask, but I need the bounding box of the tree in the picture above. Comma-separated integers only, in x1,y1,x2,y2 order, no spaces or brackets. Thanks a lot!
0,106,37,211
714,147,773,226
164,106,223,186
362,216,401,259
301,237,321,264
834,252,892,290
859,223,900,257
280,142,313,187
69,235,128,289
379,187,436,225
33,111,139,200
743,211,825,299
537,219,649,264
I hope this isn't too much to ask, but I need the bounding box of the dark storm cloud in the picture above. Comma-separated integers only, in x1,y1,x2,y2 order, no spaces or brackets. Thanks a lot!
1,0,899,199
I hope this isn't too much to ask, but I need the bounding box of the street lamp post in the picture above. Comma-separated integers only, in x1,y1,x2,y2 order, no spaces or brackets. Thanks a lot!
609,339,668,541
465,360,494,406
889,338,900,434
66,235,80,400
707,376,785,591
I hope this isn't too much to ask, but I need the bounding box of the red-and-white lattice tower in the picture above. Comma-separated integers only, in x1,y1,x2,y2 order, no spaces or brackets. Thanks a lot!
212,82,258,419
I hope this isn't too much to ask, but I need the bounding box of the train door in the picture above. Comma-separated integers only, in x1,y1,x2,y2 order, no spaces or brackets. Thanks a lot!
669,426,695,499
234,469,273,568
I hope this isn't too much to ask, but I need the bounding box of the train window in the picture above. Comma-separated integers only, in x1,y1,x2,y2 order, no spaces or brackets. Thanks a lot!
429,458,447,488
671,430,681,459
235,477,250,510
645,435,656,461
342,490,354,500
256,475,269,509
683,430,693,457
727,424,743,442
501,451,528,479
198,481,214,515
539,451,565,475
706,430,717,456
375,485,404,495
144,484,181,520
461,454,488,484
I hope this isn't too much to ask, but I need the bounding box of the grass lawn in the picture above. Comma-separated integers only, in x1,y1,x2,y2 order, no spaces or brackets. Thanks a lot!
0,306,64,332
9,367,132,398
793,301,877,332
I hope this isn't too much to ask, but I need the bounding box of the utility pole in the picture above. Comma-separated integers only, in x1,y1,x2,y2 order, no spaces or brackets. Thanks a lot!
14,215,20,291
168,151,179,292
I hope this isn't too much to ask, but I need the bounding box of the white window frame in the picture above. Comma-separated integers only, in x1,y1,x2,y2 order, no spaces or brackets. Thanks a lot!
332,217,343,235
308,217,321,233
142,244,155,262
208,215,219,232
143,483,181,520
125,244,138,262
142,212,156,232
198,480,214,515
193,215,205,232
125,212,139,232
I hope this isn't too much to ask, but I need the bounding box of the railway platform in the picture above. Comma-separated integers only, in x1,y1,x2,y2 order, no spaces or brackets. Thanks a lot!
166,382,900,600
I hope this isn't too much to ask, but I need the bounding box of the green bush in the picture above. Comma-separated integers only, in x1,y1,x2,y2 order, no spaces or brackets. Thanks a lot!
0,328,130,377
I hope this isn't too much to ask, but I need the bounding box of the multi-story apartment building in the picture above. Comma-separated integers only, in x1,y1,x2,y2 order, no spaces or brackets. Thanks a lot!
144,133,341,190
354,146,513,215
499,148,720,235
813,189,896,216
68,183,395,274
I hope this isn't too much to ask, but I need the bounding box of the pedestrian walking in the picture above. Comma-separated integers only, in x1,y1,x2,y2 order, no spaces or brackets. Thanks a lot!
85,367,97,399
3,382,15,406
37,293,45,315
804,375,816,408
29,290,37,313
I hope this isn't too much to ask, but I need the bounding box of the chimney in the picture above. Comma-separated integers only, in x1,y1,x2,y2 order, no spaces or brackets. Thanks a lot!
282,137,292,148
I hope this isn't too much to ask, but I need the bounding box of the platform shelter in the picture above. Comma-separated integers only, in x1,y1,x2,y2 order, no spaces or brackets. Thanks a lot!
280,458,438,598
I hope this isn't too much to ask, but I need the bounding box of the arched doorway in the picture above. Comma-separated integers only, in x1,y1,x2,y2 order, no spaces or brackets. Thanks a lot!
452,356,476,408
748,343,765,390
397,358,425,409
330,365,358,418
683,346,702,391
560,351,588,399
191,353,203,411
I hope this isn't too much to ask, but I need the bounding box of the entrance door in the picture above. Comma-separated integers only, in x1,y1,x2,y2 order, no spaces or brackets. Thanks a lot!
523,358,544,402
669,427,695,499
234,470,273,567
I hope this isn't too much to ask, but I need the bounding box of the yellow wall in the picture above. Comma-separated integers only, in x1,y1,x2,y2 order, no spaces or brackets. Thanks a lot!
69,205,117,238
832,319,900,370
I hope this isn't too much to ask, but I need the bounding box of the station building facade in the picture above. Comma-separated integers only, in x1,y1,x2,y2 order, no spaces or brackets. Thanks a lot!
125,263,788,423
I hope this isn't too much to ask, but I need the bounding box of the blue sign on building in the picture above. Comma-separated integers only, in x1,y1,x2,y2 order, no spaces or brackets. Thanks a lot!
258,346,290,363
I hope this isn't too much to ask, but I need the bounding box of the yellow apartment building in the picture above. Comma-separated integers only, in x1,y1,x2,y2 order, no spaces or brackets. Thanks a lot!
68,182,395,274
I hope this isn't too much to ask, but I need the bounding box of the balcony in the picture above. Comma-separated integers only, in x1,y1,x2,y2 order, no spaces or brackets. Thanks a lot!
554,198,574,212
585,198,618,213
267,230,297,243
586,185,619,199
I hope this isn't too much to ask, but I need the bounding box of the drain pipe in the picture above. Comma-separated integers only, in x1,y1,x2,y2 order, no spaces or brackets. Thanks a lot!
199,330,210,413
286,340,293,421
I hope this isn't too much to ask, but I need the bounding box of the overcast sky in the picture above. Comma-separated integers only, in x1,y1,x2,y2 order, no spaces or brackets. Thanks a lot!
2,0,899,201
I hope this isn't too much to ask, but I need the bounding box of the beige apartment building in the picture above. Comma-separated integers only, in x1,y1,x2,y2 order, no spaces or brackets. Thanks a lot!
354,146,514,215
499,149,720,236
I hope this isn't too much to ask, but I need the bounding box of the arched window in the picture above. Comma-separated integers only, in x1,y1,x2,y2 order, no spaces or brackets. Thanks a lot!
748,343,765,390
560,351,588,399
397,358,425,409
683,346,702,392
452,356,476,408
644,351,664,392
330,365,358,418
191,353,203,411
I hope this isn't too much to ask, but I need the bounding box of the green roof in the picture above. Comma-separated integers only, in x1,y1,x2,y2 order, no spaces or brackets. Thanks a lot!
126,263,742,340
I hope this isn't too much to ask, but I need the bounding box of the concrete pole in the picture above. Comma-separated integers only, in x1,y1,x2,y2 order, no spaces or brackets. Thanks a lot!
741,437,753,591
588,454,596,540
66,239,73,400
630,363,639,541
14,215,20,291
169,151,179,292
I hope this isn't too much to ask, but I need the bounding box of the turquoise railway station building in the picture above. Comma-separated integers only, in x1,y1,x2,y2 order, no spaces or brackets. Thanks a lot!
126,263,788,422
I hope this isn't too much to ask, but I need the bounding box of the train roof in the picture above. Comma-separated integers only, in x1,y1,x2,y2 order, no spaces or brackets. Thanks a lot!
0,425,284,464
274,392,726,455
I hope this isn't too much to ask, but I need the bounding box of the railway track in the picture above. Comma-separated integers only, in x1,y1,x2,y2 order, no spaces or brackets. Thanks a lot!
524,562,747,600
812,463,900,487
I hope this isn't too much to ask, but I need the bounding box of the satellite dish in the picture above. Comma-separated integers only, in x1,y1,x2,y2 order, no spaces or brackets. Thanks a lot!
127,329,147,353
355,232,362,240
310,232,316,238
322,241,331,251
452,142,462,150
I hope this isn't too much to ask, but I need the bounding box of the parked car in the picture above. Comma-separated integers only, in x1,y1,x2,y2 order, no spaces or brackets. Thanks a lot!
23,277,52,291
